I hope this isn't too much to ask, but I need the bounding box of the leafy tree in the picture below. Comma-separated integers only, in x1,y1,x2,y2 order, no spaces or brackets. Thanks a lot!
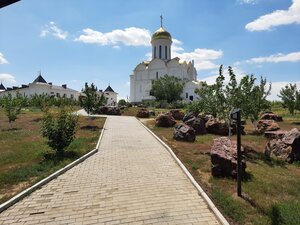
190,65,271,130
241,75,271,129
118,99,127,107
2,92,24,126
79,82,107,115
150,74,184,103
278,83,298,115
42,108,78,157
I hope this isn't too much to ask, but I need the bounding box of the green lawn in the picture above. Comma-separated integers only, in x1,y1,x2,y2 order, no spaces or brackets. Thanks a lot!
0,107,105,204
144,108,300,225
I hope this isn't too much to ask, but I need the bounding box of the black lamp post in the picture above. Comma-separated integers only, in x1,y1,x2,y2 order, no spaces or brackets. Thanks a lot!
230,108,242,197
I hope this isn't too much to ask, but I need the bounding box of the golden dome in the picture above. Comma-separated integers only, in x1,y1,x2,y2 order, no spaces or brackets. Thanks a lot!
151,27,172,41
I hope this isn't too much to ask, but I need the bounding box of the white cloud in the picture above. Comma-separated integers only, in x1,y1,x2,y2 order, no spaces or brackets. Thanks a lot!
237,51,300,64
172,44,223,71
245,0,300,31
74,27,151,47
125,81,130,87
0,52,8,64
238,0,258,5
40,21,68,40
268,81,300,100
0,73,17,85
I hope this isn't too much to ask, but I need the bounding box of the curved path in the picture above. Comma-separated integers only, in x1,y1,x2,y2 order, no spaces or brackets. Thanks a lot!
0,116,221,225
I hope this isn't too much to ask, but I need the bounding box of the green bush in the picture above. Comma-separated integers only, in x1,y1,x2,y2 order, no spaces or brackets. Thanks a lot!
42,108,78,157
271,201,300,225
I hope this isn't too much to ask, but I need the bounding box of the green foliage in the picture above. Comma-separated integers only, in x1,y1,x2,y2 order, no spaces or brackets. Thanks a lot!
42,108,78,157
2,92,24,124
191,65,271,129
150,74,184,103
278,83,299,115
28,93,78,110
271,201,300,225
79,82,107,115
118,99,127,107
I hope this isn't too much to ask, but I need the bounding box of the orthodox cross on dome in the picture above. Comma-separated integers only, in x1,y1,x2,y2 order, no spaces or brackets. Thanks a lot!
160,15,163,27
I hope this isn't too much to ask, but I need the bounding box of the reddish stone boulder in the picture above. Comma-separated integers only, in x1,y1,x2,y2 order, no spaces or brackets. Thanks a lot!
185,117,207,135
136,108,150,118
260,112,283,122
173,124,196,142
265,128,300,162
211,137,246,177
257,120,280,133
155,113,176,127
169,109,185,120
206,119,229,136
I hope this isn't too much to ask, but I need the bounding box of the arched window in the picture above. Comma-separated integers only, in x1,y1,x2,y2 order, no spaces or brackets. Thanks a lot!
165,46,167,59
159,45,162,59
154,46,156,58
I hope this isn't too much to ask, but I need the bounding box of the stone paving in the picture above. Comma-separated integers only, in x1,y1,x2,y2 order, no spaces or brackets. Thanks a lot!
0,116,220,225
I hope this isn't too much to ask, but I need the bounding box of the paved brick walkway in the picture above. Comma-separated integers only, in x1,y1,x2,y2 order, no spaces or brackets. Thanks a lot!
0,116,220,225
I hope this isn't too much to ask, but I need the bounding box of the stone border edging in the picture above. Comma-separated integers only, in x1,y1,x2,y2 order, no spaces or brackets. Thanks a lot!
137,118,230,225
0,117,108,214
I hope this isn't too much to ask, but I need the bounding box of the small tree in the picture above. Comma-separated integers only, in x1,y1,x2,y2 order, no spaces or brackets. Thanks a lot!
278,83,298,115
2,92,24,126
118,99,127,107
150,74,184,103
42,108,78,157
79,82,106,115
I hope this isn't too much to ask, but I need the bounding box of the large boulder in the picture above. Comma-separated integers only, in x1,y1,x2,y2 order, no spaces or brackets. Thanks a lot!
182,112,195,123
155,113,176,127
185,117,207,135
106,107,121,115
260,112,283,122
257,120,280,133
173,124,196,142
206,119,229,136
211,137,246,177
170,109,185,120
136,108,150,118
265,128,300,162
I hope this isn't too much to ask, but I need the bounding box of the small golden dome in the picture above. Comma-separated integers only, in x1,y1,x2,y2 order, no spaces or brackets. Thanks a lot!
151,27,172,41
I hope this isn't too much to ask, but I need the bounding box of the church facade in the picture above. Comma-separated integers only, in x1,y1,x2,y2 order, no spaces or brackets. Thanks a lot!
130,22,200,103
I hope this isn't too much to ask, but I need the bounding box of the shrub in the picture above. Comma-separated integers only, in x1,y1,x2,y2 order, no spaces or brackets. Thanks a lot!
42,108,78,157
271,201,300,225
2,92,24,125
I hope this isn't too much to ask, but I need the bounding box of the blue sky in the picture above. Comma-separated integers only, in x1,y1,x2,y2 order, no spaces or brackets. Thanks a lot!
0,0,299,100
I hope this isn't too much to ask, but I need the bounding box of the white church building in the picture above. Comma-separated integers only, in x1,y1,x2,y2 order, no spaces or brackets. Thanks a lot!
130,20,200,103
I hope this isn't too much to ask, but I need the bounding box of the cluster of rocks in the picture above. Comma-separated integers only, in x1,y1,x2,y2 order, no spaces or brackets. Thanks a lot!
264,128,300,163
211,137,246,177
96,106,121,115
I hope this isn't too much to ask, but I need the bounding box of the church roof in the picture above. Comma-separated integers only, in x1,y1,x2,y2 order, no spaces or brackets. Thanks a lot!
0,82,6,90
151,27,172,41
33,74,47,83
104,85,115,92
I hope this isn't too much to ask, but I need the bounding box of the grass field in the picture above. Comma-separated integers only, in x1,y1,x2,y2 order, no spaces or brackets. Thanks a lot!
144,109,300,225
0,107,105,204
